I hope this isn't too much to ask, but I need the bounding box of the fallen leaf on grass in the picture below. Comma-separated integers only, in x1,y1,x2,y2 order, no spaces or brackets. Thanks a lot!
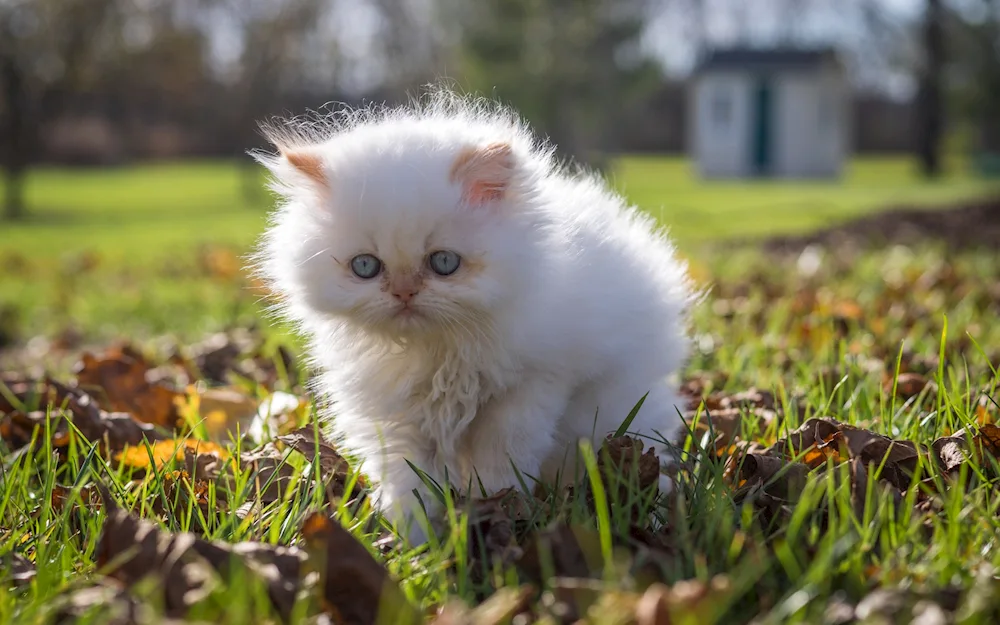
634,583,672,625
180,386,259,441
278,426,350,483
460,488,538,583
885,372,935,400
0,379,167,453
300,512,422,625
149,470,216,522
179,329,300,391
976,423,1000,459
932,431,971,473
2,551,36,587
238,442,299,508
597,436,661,523
725,453,810,500
48,580,158,625
432,586,535,625
718,415,1000,529
115,439,229,472
95,486,307,620
74,347,184,430
518,524,606,582
685,387,779,453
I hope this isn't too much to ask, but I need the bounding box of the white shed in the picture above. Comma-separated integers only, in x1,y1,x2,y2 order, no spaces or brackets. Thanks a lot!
689,47,850,179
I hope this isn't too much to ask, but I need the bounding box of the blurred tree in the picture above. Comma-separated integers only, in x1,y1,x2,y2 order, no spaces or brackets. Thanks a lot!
369,0,454,93
951,0,1000,158
0,0,124,220
456,0,663,170
916,0,945,177
205,0,331,203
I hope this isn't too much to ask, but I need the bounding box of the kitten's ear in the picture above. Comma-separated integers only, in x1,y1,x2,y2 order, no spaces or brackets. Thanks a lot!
278,146,327,189
450,142,515,205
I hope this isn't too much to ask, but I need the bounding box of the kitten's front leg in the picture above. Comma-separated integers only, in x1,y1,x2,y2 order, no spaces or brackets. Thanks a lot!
370,447,442,544
465,374,569,495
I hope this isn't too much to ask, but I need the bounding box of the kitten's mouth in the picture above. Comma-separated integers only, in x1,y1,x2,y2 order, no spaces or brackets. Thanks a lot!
393,305,420,319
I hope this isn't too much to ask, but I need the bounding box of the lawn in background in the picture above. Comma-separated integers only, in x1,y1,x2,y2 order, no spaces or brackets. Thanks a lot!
0,156,996,344
0,156,993,259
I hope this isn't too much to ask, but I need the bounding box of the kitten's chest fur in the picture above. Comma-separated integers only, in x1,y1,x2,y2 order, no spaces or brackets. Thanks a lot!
347,335,518,460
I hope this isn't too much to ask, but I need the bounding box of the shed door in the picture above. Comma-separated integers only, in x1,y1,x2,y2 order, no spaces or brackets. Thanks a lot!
751,77,774,177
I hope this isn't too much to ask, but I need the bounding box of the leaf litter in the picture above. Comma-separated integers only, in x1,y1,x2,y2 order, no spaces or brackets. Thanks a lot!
4,338,1000,624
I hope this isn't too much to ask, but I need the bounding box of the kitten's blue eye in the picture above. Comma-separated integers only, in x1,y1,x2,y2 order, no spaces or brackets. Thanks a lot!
350,254,382,279
428,250,461,276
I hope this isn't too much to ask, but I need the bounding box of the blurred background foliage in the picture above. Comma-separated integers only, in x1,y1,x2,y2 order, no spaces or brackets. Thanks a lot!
1,0,999,222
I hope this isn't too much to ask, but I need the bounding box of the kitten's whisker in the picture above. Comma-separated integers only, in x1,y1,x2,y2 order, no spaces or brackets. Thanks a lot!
297,247,333,267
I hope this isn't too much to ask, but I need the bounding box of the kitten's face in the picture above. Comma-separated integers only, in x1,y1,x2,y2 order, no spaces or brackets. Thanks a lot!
277,134,527,339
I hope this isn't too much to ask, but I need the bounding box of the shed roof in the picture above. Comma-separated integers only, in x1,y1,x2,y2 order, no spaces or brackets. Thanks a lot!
694,46,841,74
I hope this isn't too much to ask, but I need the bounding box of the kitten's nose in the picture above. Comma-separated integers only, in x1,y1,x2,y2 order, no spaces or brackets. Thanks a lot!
390,274,422,304
392,288,419,304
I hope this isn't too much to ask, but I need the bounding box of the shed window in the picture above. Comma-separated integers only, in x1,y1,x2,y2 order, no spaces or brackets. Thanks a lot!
710,88,732,130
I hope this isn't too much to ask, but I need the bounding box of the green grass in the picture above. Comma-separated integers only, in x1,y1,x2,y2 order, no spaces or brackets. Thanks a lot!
3,242,1000,624
0,162,270,262
618,156,996,242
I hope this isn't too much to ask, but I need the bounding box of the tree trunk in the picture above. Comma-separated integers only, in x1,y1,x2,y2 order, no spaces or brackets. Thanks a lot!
1,52,29,220
916,0,945,178
3,168,25,220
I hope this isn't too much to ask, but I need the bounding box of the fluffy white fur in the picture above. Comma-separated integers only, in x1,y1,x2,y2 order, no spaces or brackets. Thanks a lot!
252,90,693,542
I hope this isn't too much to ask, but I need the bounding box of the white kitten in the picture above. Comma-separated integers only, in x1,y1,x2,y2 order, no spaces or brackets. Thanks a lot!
252,90,693,542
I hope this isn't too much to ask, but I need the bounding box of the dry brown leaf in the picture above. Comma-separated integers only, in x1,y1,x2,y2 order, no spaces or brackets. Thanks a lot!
51,484,100,515
726,453,810,500
96,486,306,619
0,379,168,454
186,386,259,441
801,440,845,469
300,512,421,625
886,372,935,400
635,583,672,625
148,470,216,521
431,586,536,625
597,436,661,523
115,439,229,471
49,580,157,625
278,426,351,482
976,423,1000,459
857,438,922,491
74,347,184,429
518,524,606,582
2,552,36,587
772,418,897,463
932,430,971,473
459,487,538,580
685,387,778,453
180,329,300,391
239,442,298,505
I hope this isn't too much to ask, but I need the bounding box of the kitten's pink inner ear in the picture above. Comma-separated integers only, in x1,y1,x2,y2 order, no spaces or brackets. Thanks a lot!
281,148,326,188
450,142,514,204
